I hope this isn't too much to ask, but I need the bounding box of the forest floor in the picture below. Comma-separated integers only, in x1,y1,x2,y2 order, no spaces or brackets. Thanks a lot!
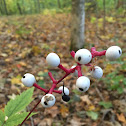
0,13,126,126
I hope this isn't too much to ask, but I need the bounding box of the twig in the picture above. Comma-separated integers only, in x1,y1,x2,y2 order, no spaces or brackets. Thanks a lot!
20,99,41,126
27,106,34,126
94,83,104,101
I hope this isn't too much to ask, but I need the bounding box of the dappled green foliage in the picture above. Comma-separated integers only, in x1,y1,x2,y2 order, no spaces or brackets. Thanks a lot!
0,0,125,15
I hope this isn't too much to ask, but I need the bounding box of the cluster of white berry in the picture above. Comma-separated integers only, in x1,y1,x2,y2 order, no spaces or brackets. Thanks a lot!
21,46,122,108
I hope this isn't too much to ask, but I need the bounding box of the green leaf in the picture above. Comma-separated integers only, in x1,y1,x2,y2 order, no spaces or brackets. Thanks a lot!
0,110,5,123
86,111,98,120
99,101,113,109
5,112,36,126
5,87,34,118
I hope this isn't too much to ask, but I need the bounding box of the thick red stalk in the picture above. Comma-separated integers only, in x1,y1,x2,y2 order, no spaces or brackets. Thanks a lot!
76,65,82,77
91,47,106,58
58,64,69,73
70,51,75,58
48,83,57,94
48,72,57,83
33,83,48,93
33,83,62,94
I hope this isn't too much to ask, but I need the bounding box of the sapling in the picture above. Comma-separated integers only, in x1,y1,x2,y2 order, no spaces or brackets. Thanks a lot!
20,45,122,125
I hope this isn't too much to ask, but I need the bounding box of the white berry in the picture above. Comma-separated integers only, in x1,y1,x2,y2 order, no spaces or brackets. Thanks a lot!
71,65,78,76
46,53,60,67
106,46,122,61
75,49,92,64
76,76,90,92
21,73,36,87
91,66,103,79
58,86,69,95
41,94,56,108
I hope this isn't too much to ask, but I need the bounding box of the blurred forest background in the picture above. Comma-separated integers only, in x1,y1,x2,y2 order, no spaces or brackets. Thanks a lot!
0,0,126,15
0,0,126,126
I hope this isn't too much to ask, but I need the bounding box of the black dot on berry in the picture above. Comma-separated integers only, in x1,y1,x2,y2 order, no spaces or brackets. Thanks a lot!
79,88,83,91
44,101,48,105
78,56,81,61
119,50,121,55
23,76,25,78
62,95,70,102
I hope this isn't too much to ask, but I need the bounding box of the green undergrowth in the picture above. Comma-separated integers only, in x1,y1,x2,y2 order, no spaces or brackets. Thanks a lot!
102,53,126,94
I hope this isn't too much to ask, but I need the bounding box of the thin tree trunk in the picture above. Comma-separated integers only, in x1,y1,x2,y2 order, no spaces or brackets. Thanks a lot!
124,0,126,16
34,0,37,13
0,0,5,15
95,0,99,45
17,2,22,15
3,0,8,15
57,0,61,8
0,5,4,15
37,0,40,13
103,0,106,34
70,0,85,51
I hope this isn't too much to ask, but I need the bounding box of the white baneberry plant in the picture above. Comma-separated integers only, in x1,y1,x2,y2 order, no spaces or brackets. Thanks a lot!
20,46,122,125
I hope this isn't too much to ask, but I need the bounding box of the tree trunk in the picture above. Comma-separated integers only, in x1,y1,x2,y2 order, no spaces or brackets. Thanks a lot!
70,0,85,51
0,5,4,15
37,0,40,13
3,0,8,15
57,0,61,8
103,0,106,34
17,2,22,15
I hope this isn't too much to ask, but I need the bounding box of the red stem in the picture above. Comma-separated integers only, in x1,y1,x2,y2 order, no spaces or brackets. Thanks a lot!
58,64,69,73
33,83,62,94
48,83,57,94
33,83,48,93
70,51,75,58
48,67,76,94
76,65,82,77
85,63,92,66
91,47,106,58
57,73,69,84
48,72,57,83
20,99,41,126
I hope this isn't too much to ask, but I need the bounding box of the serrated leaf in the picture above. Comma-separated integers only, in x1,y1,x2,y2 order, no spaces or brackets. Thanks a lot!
86,111,98,120
0,110,5,123
5,87,34,118
5,112,36,126
99,101,113,109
